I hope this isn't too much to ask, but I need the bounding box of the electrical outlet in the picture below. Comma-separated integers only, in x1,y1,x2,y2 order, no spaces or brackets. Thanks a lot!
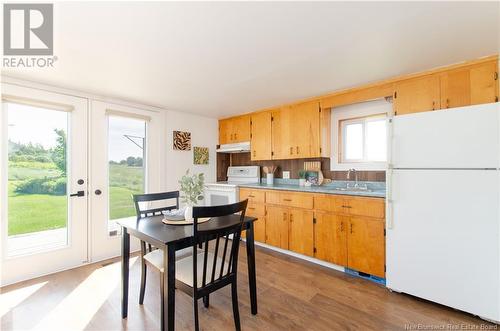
282,171,290,179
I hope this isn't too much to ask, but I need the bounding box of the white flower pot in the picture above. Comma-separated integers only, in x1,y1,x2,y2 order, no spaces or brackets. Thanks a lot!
184,205,193,221
299,178,306,186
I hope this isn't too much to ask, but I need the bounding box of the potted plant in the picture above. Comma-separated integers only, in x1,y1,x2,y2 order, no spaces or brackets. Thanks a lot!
298,170,307,186
179,170,205,221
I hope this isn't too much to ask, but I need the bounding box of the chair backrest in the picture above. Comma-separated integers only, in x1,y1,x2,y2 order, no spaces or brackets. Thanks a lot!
133,191,180,220
190,200,248,293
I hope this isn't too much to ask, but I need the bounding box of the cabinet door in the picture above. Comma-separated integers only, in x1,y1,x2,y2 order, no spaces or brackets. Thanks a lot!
470,61,498,105
314,212,347,266
265,205,289,249
250,112,272,160
347,217,385,277
290,101,320,158
219,119,233,144
271,107,293,159
232,115,251,143
288,209,314,256
440,69,471,109
394,75,440,116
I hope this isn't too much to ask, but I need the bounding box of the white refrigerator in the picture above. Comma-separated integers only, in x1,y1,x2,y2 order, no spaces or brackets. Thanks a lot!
386,102,500,322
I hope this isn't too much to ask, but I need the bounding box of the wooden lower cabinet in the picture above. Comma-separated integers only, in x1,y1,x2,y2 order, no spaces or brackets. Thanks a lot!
240,188,386,278
314,212,347,266
288,209,314,257
265,205,289,249
347,216,385,278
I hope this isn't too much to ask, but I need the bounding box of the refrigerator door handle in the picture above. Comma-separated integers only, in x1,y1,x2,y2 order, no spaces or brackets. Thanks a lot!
386,167,394,229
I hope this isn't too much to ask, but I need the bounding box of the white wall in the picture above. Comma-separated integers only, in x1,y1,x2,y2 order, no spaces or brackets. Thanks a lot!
162,110,218,194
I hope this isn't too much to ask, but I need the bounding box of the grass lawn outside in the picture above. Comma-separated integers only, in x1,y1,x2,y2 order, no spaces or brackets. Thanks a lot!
7,162,144,236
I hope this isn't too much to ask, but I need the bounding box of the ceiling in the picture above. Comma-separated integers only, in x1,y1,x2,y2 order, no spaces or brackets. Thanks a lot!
2,1,499,118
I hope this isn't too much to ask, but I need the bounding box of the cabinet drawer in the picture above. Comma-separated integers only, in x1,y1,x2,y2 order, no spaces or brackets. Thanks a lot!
246,203,265,217
239,188,265,203
314,194,344,212
266,191,313,209
346,197,385,219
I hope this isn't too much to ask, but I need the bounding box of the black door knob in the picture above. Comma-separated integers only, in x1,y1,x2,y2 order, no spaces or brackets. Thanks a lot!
95,189,102,195
77,179,84,185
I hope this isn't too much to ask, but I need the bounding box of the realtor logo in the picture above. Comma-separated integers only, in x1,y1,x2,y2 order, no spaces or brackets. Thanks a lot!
3,3,53,56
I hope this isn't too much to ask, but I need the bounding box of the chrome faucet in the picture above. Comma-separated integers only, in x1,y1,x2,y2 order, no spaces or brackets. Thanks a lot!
347,168,358,188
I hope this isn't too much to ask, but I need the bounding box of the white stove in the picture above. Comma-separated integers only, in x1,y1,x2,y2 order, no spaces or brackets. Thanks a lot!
205,166,260,206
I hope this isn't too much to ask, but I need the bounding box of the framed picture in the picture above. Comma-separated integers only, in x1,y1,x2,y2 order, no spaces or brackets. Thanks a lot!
193,147,209,165
173,131,191,150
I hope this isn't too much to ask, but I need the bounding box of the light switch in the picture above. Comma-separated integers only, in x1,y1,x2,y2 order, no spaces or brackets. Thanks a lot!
282,171,290,179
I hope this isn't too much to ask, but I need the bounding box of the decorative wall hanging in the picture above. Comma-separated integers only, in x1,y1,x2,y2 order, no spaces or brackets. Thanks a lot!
193,147,209,165
173,131,191,151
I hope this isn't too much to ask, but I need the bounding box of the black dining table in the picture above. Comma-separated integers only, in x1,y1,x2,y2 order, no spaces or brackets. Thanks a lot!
118,214,258,331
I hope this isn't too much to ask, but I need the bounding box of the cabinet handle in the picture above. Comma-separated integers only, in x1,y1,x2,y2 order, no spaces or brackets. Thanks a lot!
283,198,292,202
230,134,233,140
253,150,256,157
432,101,436,110
290,147,293,155
234,133,237,140
248,207,255,210
340,221,344,232
296,146,299,154
248,195,255,198
283,213,287,221
290,214,293,222
446,98,450,108
350,223,353,234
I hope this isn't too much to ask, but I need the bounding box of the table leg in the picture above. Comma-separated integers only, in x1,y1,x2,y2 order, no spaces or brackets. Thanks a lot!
245,221,258,315
121,227,130,318
162,245,176,331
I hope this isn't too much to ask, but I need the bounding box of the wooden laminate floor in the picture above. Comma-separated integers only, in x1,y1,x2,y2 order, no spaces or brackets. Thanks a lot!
1,243,496,331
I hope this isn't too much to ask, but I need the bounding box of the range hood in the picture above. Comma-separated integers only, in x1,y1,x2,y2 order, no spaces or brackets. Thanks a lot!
216,142,251,153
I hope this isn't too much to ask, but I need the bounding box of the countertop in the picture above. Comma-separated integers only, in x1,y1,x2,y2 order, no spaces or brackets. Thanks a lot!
237,181,386,198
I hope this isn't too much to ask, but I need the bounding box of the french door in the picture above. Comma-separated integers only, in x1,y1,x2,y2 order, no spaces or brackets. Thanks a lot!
89,101,162,261
1,84,88,285
1,84,162,285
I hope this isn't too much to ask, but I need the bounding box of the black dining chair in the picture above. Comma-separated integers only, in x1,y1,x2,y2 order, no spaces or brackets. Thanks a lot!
178,200,248,331
133,191,191,305
141,199,248,331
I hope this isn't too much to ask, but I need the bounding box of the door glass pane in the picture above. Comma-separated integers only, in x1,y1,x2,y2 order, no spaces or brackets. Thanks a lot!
344,122,363,160
6,102,69,256
366,119,387,162
108,116,146,235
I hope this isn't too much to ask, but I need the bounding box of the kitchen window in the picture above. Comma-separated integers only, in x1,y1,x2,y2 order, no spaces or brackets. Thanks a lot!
339,114,387,163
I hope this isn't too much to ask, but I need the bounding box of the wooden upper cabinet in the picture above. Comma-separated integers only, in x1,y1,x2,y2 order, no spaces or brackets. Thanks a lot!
440,68,471,109
394,75,441,116
271,106,292,160
314,212,347,266
218,115,250,144
219,118,233,144
231,115,250,143
250,111,272,160
271,101,327,160
290,101,320,158
347,216,385,278
288,209,314,257
470,61,498,105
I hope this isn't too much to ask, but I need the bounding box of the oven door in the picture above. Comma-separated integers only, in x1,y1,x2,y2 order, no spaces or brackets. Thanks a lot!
204,186,238,206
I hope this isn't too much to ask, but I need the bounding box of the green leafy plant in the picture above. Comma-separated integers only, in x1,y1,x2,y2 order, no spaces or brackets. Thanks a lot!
179,170,205,205
298,170,307,179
